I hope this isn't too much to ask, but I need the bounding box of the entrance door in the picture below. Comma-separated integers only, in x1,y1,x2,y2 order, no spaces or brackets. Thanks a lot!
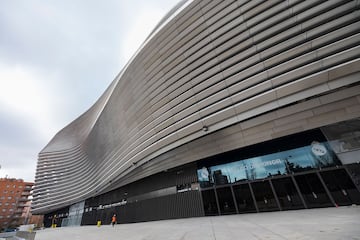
295,173,333,208
201,189,219,216
320,169,360,205
216,187,236,215
233,184,257,213
251,181,279,212
272,177,305,210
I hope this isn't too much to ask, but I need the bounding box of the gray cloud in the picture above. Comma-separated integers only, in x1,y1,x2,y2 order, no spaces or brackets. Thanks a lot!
0,110,42,180
0,110,38,147
0,0,179,182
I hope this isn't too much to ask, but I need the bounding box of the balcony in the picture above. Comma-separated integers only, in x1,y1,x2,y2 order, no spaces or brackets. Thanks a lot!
17,203,29,208
18,198,29,202
15,209,23,214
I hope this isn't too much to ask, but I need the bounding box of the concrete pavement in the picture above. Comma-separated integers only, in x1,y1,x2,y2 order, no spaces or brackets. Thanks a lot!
35,206,360,240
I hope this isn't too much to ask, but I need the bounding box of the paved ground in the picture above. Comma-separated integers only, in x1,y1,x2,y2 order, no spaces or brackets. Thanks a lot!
35,206,360,240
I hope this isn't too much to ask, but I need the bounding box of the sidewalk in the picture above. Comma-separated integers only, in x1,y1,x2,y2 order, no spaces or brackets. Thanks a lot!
35,206,360,240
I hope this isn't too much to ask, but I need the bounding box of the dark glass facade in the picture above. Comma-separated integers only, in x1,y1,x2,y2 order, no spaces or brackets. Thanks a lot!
197,128,360,216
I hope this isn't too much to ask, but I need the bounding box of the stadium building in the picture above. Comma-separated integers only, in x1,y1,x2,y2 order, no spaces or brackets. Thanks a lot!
33,0,360,227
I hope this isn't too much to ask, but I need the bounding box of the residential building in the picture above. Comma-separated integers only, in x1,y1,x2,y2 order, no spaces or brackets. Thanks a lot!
0,178,33,230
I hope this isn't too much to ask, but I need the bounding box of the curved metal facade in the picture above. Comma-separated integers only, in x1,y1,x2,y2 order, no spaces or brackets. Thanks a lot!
34,0,360,214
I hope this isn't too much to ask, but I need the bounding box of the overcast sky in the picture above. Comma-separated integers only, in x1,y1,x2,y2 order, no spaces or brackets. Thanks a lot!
0,0,180,182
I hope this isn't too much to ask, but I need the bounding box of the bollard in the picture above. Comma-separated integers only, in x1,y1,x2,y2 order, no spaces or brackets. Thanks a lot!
97,221,101,227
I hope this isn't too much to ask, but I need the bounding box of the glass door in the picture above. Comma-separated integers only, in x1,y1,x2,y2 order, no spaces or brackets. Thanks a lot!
216,187,236,215
272,177,305,210
320,169,360,205
251,181,279,212
295,173,333,208
201,189,219,216
232,183,257,213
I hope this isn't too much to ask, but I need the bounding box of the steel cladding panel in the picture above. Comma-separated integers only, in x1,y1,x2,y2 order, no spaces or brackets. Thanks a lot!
34,0,360,214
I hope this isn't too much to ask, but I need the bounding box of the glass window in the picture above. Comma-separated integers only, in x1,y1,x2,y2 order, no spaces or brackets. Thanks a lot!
198,141,340,186
198,167,214,188
321,118,360,165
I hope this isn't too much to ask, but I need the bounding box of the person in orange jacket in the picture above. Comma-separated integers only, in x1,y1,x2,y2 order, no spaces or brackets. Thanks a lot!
111,214,117,227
